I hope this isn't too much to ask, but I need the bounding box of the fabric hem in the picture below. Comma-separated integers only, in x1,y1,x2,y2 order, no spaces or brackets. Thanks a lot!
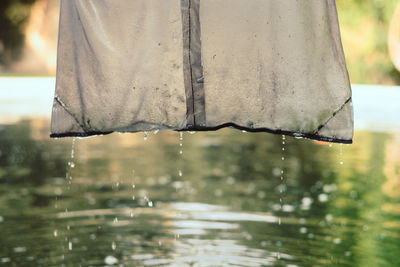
50,123,352,144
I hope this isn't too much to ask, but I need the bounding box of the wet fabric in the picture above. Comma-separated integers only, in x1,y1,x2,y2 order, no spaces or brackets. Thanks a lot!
51,0,354,143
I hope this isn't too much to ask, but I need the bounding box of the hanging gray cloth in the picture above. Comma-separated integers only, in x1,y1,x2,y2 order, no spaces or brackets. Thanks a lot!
51,0,354,143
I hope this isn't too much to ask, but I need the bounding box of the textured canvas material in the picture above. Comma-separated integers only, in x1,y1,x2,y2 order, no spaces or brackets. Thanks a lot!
51,0,354,143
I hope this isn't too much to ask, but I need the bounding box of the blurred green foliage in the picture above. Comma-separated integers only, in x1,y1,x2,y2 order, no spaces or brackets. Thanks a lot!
0,0,36,66
337,0,400,84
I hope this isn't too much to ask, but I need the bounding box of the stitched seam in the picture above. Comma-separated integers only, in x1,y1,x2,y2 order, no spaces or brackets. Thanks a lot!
314,97,352,135
54,96,87,131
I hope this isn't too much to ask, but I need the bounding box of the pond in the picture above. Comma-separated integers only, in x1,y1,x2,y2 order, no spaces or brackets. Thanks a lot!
0,79,399,267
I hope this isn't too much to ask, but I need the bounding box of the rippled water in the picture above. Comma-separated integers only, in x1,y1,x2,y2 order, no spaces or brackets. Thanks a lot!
0,119,399,266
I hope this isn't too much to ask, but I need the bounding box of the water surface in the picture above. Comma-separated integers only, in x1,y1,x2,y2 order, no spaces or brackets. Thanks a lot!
0,118,399,266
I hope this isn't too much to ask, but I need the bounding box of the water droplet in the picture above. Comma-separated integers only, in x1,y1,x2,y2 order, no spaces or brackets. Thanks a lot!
13,247,26,253
71,138,76,159
153,129,159,135
329,143,333,147
340,160,344,165
278,218,281,225
143,132,148,140
277,253,281,259
132,184,136,189
68,161,75,168
111,241,116,250
148,201,153,207
68,241,72,250
104,255,118,265
130,212,134,217
132,195,135,200
281,157,285,161
179,132,183,141
179,150,183,155
53,230,58,237
318,193,329,202
178,170,182,177
333,238,341,244
299,227,308,234
113,217,118,223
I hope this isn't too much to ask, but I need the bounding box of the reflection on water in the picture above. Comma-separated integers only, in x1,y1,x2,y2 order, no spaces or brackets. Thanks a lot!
0,119,399,266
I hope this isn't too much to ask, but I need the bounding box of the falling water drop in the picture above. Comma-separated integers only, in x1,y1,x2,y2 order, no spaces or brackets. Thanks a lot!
113,217,118,223
68,242,72,251
339,144,343,165
178,170,183,177
111,241,116,250
179,132,184,155
71,137,76,159
130,211,134,218
53,230,58,237
143,131,148,141
144,196,153,207
277,135,286,258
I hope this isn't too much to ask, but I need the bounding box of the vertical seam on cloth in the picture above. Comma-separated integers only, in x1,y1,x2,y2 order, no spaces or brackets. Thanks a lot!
181,0,194,127
190,0,206,126
180,0,206,128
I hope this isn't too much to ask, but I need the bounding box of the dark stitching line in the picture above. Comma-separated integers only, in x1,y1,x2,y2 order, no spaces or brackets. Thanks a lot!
314,97,352,135
188,0,196,126
54,96,87,132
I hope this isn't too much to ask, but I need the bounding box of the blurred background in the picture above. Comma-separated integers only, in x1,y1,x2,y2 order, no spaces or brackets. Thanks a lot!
1,1,400,266
1,0,400,84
